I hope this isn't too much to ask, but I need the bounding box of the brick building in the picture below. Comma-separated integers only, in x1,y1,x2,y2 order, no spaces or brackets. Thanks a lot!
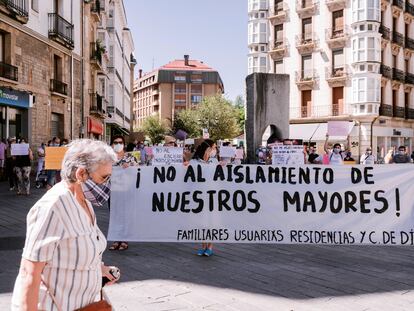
132,55,224,129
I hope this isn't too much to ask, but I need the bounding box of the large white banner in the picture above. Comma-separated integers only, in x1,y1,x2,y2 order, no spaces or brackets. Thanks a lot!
108,165,414,245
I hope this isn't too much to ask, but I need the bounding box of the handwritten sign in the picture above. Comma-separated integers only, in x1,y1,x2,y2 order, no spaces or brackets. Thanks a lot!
11,143,29,156
220,146,236,158
45,147,67,170
328,121,350,136
272,145,304,165
152,147,183,166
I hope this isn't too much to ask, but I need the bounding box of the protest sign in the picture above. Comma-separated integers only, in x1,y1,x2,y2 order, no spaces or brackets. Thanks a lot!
11,143,30,156
45,147,67,170
272,145,304,165
152,147,183,166
108,164,414,245
235,149,244,159
220,146,236,158
328,121,350,136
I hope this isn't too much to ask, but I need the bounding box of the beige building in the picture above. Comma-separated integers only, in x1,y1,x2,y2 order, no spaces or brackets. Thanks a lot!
133,55,224,129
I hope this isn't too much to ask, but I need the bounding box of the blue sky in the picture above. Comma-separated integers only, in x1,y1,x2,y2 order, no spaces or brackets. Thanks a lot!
124,0,248,102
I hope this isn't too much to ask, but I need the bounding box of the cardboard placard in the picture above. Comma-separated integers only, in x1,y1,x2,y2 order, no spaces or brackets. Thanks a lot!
272,145,305,165
152,147,184,166
220,146,236,158
11,143,29,156
328,121,350,136
45,147,67,170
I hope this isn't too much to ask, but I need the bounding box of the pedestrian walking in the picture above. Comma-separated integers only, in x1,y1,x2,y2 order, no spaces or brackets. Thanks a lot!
35,142,46,181
392,146,412,163
46,137,61,189
360,147,376,165
190,139,218,257
0,138,6,180
11,139,119,311
14,138,33,195
5,137,17,190
108,135,138,251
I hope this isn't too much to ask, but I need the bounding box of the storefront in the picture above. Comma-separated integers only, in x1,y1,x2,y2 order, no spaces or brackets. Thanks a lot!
0,87,30,140
374,127,413,162
87,116,104,140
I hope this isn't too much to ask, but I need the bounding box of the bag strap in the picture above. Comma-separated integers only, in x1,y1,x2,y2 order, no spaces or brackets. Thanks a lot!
41,278,63,311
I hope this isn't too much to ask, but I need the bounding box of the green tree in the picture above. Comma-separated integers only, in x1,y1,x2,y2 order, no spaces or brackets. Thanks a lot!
233,95,245,135
140,114,169,145
172,109,201,138
198,95,240,141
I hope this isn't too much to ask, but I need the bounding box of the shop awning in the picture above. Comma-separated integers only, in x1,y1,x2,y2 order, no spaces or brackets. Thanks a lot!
290,122,356,142
88,117,103,135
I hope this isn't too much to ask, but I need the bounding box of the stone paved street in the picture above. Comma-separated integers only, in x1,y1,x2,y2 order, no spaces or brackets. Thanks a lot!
1,181,414,310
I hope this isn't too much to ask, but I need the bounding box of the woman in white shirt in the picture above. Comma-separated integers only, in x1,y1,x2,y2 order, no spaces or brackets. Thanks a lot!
323,134,350,165
189,139,218,257
12,139,120,311
360,147,376,165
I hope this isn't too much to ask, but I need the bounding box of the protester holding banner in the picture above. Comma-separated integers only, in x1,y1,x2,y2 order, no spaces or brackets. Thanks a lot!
11,139,119,311
190,139,218,256
14,138,33,196
109,135,138,251
360,147,376,165
46,137,61,190
323,134,350,165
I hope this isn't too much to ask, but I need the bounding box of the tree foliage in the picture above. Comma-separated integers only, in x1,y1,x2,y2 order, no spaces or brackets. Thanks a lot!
140,114,169,145
172,109,201,138
232,95,245,135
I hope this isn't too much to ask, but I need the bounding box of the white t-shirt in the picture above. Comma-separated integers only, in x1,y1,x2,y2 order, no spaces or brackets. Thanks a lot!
360,154,376,165
328,151,345,165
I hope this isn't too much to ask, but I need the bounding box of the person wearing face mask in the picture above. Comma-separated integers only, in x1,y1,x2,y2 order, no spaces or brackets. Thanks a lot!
14,138,33,195
108,135,138,251
46,137,61,190
323,134,350,165
360,147,376,165
392,146,412,163
189,139,218,256
12,139,119,311
134,140,147,165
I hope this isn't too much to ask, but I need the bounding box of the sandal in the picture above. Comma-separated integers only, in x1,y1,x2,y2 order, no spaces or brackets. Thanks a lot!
109,242,120,251
118,242,129,251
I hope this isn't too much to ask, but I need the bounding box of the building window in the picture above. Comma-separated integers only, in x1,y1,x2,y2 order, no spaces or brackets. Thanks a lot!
174,74,186,82
191,95,202,104
352,77,380,103
352,36,380,63
53,55,62,81
302,55,312,78
249,22,268,44
248,0,268,11
191,84,202,94
333,49,344,69
175,84,186,94
0,33,4,62
191,74,202,83
352,0,380,23
31,0,39,12
274,60,283,73
51,113,63,138
248,55,267,73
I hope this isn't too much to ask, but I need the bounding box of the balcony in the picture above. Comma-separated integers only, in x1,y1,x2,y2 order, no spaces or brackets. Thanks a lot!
406,2,414,16
392,31,404,46
296,0,318,19
90,93,105,117
269,39,289,59
269,2,288,25
392,68,405,83
380,65,392,79
325,66,348,87
48,13,74,49
406,73,414,85
325,0,347,11
295,69,318,90
379,25,391,41
405,37,414,50
393,105,405,118
90,0,101,22
392,0,403,17
392,0,403,9
325,27,350,49
0,0,29,23
295,33,318,54
0,61,18,82
379,104,393,117
90,41,103,70
50,79,67,96
407,108,414,119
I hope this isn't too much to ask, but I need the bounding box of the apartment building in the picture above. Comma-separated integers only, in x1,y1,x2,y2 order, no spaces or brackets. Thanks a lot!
132,55,224,129
0,0,82,146
248,0,414,162
102,0,136,140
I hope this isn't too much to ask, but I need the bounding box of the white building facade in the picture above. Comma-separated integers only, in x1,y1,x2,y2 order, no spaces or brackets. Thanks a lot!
248,0,414,162
99,0,136,140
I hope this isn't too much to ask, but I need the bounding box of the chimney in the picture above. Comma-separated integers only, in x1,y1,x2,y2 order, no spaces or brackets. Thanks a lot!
139,69,143,78
184,55,189,66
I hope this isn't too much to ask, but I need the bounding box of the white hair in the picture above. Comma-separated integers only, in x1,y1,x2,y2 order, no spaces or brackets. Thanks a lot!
61,139,117,183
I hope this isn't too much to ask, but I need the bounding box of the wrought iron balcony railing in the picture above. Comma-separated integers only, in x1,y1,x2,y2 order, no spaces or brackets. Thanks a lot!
380,65,392,79
48,13,74,49
50,79,67,95
0,61,18,81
